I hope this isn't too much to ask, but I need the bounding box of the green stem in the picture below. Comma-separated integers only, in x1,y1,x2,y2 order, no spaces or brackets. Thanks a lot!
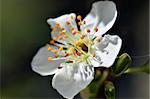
97,70,109,89
92,70,109,98
124,65,149,74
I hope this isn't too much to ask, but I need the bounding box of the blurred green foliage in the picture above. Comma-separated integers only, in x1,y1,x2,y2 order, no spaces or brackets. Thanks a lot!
1,0,62,98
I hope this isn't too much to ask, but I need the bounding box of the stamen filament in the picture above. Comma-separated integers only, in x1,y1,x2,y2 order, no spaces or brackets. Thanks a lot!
63,31,76,44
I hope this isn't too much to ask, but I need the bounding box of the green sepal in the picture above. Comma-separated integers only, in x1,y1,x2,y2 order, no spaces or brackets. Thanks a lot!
112,53,132,76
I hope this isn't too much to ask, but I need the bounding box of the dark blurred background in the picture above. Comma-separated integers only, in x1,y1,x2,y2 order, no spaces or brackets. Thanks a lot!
1,0,149,99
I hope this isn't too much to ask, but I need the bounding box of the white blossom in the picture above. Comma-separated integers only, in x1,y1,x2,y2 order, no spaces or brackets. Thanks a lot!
31,1,122,99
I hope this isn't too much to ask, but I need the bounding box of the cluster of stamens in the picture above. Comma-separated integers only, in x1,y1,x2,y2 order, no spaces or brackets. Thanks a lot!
47,15,101,63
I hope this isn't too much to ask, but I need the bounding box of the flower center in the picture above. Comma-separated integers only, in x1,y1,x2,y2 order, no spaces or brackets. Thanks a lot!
76,42,88,53
47,15,101,63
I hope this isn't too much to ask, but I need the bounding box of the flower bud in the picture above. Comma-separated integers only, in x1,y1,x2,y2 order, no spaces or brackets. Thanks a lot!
104,81,115,99
112,53,132,76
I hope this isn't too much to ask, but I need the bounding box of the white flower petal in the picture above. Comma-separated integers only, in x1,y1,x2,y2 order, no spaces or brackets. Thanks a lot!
31,45,65,76
52,63,94,98
47,13,79,44
88,57,101,67
83,1,117,36
94,35,122,67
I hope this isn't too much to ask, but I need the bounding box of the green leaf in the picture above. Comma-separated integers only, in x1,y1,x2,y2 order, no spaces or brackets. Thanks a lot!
104,81,115,99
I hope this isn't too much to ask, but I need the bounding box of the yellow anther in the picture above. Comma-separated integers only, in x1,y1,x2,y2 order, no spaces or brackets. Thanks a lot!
55,24,60,27
80,35,85,39
76,51,81,56
58,35,63,40
57,46,61,49
48,57,53,62
83,21,86,24
59,31,63,35
65,52,70,57
93,53,96,57
61,28,65,30
86,28,91,33
70,15,74,19
48,46,53,51
94,27,98,32
54,54,59,58
50,40,55,45
59,47,63,51
76,41,80,46
70,27,75,31
52,28,56,32
77,15,82,20
52,37,57,41
95,37,101,42
64,34,68,38
66,21,70,25
52,49,58,54
72,30,77,35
